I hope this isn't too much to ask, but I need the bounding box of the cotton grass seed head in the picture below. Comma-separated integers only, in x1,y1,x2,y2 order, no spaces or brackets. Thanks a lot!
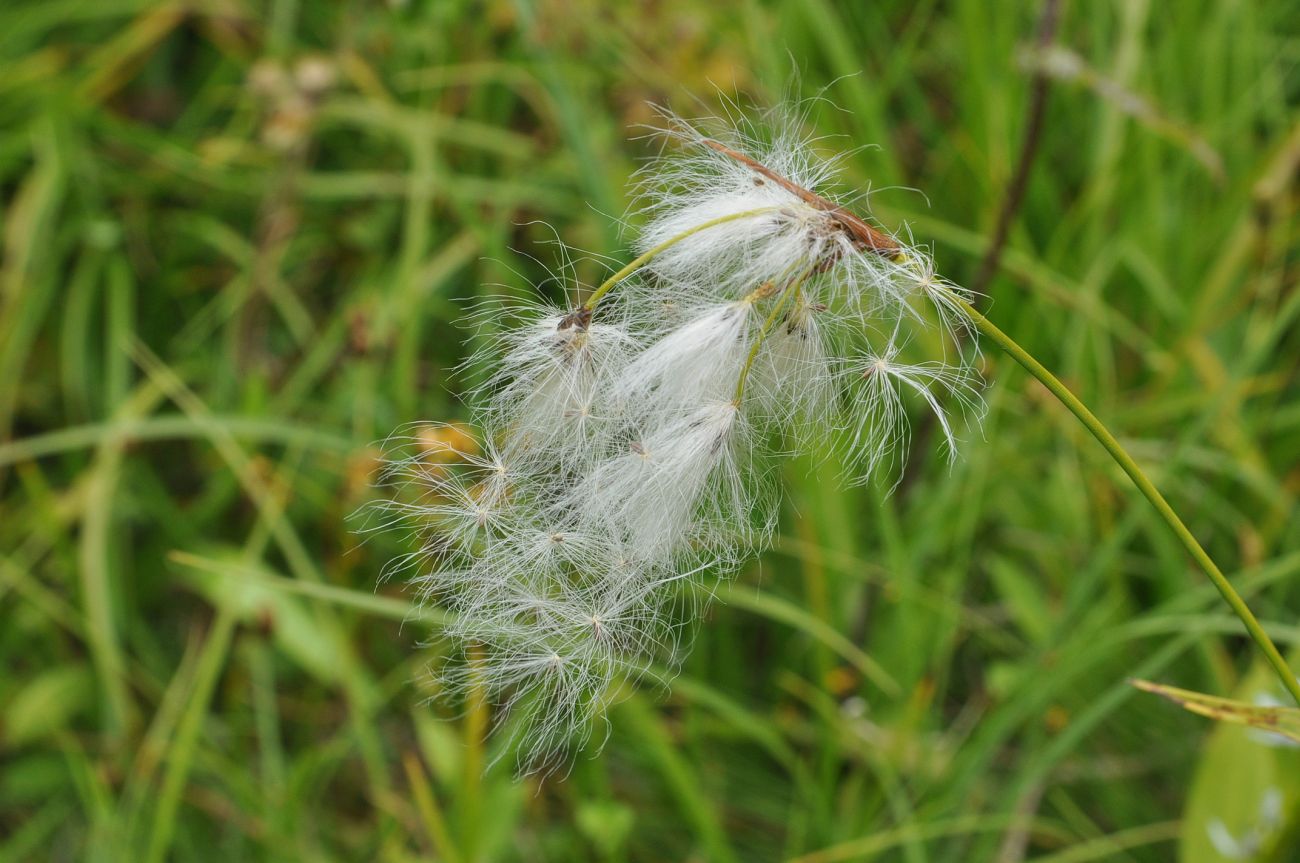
469,298,636,474
610,300,754,418
376,102,986,773
568,399,748,565
635,108,911,315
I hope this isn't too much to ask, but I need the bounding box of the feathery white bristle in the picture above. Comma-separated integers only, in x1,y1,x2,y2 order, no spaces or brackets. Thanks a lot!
570,400,745,563
634,112,909,315
842,340,984,486
611,301,753,417
477,307,635,472
748,294,837,435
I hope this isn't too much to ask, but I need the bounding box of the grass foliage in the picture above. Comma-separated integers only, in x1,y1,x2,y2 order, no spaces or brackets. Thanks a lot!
2,0,1299,860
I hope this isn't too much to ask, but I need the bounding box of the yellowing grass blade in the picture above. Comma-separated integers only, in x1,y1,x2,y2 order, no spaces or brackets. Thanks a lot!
1132,679,1300,744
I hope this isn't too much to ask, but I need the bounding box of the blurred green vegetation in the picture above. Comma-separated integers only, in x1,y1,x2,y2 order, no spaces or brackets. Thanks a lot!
2,0,1300,860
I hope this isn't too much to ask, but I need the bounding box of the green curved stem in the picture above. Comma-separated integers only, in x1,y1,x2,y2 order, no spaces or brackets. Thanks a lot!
954,293,1300,706
582,208,777,312
733,266,811,403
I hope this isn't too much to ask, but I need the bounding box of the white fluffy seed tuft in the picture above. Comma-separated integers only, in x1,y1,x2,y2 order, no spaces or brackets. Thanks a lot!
374,105,985,773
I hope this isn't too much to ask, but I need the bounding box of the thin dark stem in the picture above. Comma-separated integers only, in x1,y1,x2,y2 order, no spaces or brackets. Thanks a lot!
969,0,1064,298
898,0,1064,497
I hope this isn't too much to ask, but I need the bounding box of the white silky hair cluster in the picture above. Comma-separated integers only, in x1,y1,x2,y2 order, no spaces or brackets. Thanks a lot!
376,107,985,772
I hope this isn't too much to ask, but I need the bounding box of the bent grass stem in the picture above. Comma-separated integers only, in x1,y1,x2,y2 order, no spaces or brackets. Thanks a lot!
734,266,812,403
951,291,1300,706
581,208,778,312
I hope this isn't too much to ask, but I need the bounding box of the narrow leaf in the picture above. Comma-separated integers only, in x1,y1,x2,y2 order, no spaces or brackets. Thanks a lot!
1132,679,1300,744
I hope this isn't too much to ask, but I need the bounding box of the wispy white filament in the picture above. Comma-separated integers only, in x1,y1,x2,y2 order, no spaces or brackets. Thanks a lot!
612,302,753,416
571,400,746,563
476,303,635,472
843,338,984,486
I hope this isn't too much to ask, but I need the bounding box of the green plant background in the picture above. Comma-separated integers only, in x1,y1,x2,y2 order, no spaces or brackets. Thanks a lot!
3,0,1299,860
